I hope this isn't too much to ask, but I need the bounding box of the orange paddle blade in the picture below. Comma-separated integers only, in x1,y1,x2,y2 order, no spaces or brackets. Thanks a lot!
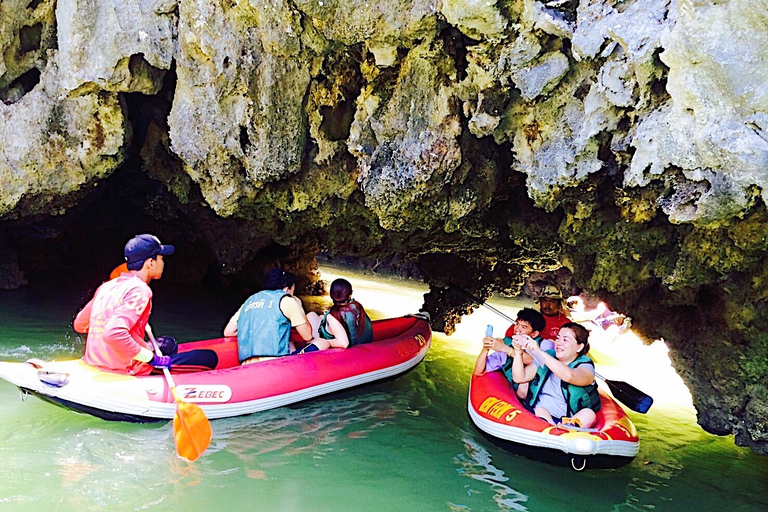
173,401,212,462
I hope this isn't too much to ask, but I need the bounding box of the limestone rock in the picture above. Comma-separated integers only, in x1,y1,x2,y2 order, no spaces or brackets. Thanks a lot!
626,0,768,226
511,50,569,100
0,0,57,100
348,40,464,231
169,0,312,216
0,59,125,219
56,0,174,94
505,63,608,210
306,49,363,165
293,0,439,48
440,0,508,40
526,0,574,39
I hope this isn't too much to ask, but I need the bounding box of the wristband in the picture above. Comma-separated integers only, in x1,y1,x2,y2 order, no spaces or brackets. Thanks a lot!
133,347,154,363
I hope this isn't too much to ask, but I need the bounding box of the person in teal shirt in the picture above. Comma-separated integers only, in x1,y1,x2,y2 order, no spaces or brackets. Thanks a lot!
224,268,315,363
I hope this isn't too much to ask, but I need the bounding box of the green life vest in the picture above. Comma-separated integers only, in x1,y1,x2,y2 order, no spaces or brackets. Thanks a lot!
525,354,602,416
500,336,555,389
318,300,373,346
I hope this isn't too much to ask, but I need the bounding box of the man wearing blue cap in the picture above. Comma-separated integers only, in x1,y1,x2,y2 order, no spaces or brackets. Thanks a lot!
74,234,217,375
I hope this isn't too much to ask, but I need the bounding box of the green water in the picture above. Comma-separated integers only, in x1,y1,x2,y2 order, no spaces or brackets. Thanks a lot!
1,266,766,512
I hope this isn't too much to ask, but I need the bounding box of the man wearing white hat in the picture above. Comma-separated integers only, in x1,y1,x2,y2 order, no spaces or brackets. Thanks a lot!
536,284,571,341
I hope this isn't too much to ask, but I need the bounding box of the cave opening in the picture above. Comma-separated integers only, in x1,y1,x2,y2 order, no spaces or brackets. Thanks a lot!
0,64,218,288
319,101,354,141
438,26,480,83
316,47,363,144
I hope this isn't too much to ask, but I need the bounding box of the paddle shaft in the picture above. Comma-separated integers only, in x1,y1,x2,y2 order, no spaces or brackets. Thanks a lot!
146,325,181,401
146,325,213,460
453,286,652,413
455,287,623,327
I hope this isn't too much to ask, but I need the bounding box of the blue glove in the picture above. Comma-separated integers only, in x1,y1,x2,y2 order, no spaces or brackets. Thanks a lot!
151,354,172,370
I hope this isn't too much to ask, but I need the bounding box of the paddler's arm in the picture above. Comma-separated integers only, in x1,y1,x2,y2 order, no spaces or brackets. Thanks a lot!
282,295,313,342
473,336,495,376
525,341,594,386
501,336,534,365
473,348,490,376
294,319,313,341
223,308,240,337
73,298,94,333
511,338,537,383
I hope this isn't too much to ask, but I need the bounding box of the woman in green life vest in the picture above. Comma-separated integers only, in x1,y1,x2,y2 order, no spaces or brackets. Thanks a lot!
511,322,601,428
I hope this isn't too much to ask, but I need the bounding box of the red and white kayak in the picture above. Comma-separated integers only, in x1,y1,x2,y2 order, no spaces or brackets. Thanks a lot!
469,371,639,470
0,314,431,422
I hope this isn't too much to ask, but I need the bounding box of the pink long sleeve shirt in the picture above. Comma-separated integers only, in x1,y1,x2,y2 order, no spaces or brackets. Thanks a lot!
74,273,154,376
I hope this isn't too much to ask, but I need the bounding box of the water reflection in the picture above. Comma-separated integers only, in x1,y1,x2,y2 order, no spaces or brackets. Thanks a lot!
453,436,530,511
217,391,409,477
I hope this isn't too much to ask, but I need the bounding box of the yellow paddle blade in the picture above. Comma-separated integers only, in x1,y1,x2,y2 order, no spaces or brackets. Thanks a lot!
173,401,212,462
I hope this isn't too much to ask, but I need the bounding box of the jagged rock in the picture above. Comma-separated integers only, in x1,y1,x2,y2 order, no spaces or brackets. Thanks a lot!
626,0,768,226
526,0,574,39
349,39,464,230
511,50,569,100
0,0,57,101
0,58,125,219
440,0,508,40
504,63,606,210
55,0,174,94
292,0,438,47
307,48,363,165
168,0,312,216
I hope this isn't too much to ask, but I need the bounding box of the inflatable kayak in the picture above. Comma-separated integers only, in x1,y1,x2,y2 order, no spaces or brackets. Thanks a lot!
469,371,639,470
0,314,431,422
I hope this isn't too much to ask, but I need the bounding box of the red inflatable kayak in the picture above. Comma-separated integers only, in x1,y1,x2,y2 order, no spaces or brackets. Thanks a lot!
0,314,431,422
469,371,639,470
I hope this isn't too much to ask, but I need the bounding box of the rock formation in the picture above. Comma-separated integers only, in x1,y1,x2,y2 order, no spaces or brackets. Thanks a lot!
0,0,766,453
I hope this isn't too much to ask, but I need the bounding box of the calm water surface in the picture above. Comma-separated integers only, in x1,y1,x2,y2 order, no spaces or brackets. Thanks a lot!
0,266,766,512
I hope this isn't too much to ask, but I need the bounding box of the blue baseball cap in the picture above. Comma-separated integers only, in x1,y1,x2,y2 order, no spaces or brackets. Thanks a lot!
124,234,175,270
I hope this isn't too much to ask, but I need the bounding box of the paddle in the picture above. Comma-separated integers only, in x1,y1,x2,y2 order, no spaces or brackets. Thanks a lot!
453,286,653,413
146,325,212,461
